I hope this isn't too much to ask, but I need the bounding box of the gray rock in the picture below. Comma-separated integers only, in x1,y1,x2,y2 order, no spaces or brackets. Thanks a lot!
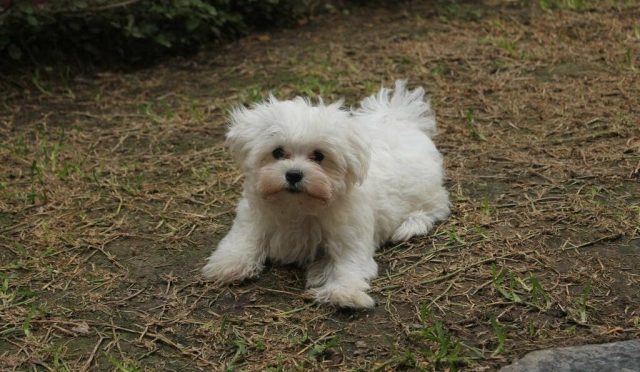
500,339,640,372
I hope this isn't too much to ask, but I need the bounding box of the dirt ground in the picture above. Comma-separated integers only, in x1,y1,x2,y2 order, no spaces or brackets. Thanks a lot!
1,0,639,370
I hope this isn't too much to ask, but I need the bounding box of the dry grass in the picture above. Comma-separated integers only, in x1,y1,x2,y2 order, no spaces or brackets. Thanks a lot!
1,1,639,370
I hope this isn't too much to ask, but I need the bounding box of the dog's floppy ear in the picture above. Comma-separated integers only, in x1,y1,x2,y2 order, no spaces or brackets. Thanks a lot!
226,96,280,167
343,124,370,186
225,105,254,166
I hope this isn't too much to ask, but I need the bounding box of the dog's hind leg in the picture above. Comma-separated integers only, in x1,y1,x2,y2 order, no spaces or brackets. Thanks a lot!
390,193,450,242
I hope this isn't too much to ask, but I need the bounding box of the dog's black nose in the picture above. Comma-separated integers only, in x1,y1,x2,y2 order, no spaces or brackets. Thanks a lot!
285,170,303,184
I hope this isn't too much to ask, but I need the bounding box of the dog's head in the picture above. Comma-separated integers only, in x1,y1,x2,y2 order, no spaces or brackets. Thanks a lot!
226,96,370,210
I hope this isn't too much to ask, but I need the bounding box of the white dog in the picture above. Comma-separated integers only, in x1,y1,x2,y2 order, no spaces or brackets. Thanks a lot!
202,80,450,308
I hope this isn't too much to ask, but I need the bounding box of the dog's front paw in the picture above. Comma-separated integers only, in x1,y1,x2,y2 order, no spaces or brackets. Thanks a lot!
201,251,261,284
309,285,375,309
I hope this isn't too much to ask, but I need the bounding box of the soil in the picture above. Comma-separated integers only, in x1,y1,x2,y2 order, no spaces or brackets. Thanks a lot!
1,1,639,370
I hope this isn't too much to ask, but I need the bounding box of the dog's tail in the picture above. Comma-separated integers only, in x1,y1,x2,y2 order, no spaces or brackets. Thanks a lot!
356,80,436,137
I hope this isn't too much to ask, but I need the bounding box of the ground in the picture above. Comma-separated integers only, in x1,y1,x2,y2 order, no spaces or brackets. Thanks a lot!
1,1,639,370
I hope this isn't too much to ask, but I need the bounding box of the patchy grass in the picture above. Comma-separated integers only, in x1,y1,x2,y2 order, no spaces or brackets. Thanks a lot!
1,0,640,370
539,0,588,11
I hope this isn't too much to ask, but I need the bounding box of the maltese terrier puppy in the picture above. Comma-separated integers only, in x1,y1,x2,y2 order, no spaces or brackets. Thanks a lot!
202,80,449,308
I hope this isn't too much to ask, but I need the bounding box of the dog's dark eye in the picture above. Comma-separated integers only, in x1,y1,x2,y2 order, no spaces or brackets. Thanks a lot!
272,147,285,160
311,150,325,163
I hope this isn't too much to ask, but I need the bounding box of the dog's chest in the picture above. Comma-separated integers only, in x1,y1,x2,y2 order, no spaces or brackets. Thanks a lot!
266,218,322,265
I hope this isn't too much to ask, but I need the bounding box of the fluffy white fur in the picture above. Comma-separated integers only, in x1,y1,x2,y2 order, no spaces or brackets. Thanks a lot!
202,80,450,309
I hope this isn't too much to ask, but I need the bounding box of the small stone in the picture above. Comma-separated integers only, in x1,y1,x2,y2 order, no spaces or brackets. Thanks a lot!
330,352,343,364
355,341,367,348
71,321,90,335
